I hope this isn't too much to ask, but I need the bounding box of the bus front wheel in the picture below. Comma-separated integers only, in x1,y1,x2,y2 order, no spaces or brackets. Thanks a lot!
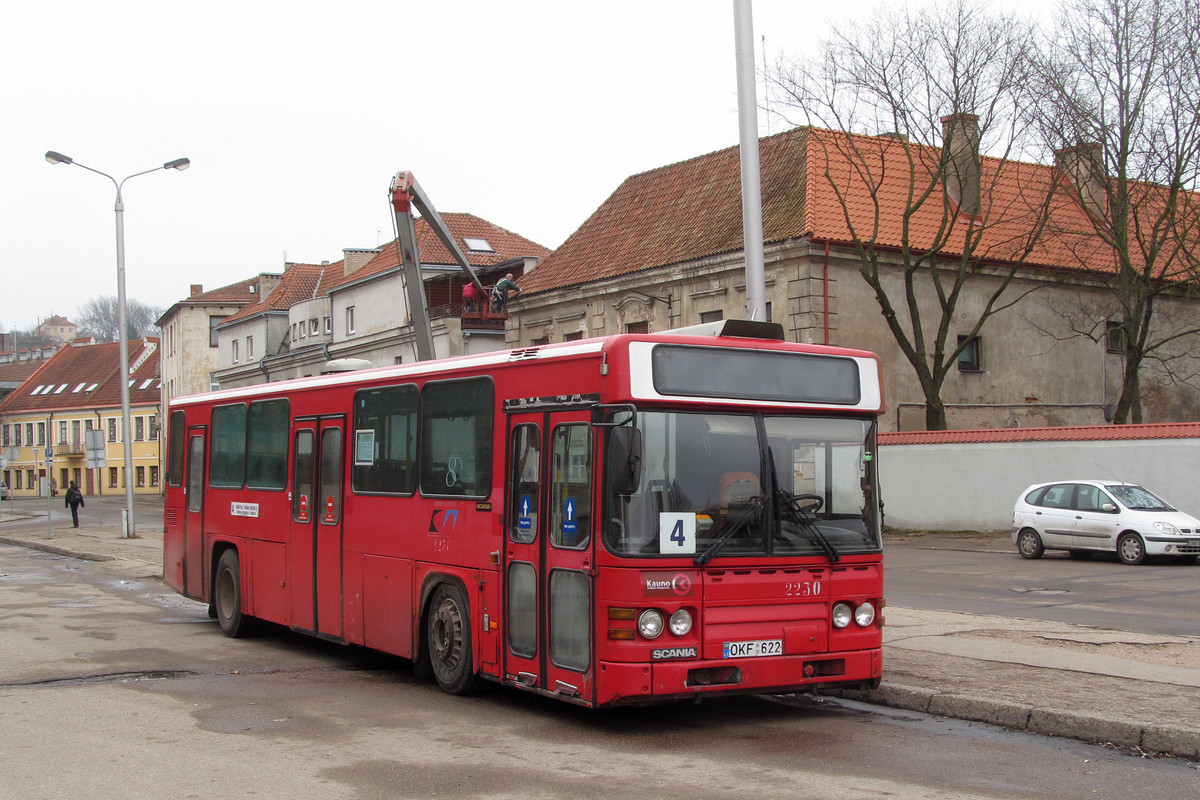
426,583,482,695
214,549,252,638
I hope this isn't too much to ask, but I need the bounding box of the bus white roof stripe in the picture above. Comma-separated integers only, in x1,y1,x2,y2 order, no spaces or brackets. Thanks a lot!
170,341,605,407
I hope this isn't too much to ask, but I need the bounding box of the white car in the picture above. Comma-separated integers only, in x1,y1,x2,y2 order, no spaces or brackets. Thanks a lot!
1012,480,1200,565
0,481,7,500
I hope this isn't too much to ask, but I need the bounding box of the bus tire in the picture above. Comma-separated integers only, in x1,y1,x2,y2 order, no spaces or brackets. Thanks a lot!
214,549,252,638
426,583,481,695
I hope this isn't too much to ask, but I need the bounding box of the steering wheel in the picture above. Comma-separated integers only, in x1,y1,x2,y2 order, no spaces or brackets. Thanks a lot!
791,494,824,513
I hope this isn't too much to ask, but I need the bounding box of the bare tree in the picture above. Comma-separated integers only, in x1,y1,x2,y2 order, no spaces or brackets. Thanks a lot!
1029,0,1200,423
75,296,164,342
768,1,1052,429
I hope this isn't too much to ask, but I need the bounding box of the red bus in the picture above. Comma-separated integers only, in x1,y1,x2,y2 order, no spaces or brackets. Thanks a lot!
163,320,885,707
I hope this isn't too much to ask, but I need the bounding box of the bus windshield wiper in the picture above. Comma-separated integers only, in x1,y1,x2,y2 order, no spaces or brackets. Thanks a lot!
694,495,765,566
769,448,840,563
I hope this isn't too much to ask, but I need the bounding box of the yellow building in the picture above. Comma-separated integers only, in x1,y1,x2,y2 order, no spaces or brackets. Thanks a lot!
0,338,162,498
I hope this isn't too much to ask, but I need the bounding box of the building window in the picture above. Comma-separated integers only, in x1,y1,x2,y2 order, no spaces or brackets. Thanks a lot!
1,425,8,447
957,335,982,372
699,310,724,324
24,423,33,445
37,422,45,446
309,318,319,335
109,467,119,488
135,417,145,442
209,315,227,347
148,415,157,440
323,316,332,334
626,321,649,334
531,336,551,345
346,306,356,334
563,331,584,341
108,418,119,442
58,421,68,444
232,339,239,363
246,335,254,358
136,466,145,487
299,322,306,339
1106,320,1127,354
150,466,160,487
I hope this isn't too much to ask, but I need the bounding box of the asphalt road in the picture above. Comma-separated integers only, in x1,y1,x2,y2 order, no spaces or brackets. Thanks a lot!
884,534,1200,637
2,544,1197,800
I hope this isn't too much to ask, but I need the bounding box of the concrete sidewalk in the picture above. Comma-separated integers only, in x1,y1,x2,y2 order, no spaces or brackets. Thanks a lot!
2,516,1197,761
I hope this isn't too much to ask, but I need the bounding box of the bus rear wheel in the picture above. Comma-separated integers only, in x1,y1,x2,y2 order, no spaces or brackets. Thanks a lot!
214,549,252,638
427,583,482,695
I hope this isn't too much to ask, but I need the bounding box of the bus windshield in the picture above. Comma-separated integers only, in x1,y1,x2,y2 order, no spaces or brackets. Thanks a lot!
605,411,880,559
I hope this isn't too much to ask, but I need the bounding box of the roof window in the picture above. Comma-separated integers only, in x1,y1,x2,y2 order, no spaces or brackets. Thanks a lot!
139,379,154,390
463,237,494,252
54,384,67,393
73,383,87,393
31,385,44,394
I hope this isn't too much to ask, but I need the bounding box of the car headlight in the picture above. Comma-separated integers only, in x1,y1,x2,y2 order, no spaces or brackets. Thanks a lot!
669,608,693,636
832,602,853,629
1154,521,1181,535
638,609,665,639
855,602,876,627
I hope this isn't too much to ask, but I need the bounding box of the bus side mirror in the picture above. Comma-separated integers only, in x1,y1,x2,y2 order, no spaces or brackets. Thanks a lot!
608,426,642,495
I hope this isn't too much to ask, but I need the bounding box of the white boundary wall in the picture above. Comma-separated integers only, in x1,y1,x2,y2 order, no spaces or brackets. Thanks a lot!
878,436,1200,532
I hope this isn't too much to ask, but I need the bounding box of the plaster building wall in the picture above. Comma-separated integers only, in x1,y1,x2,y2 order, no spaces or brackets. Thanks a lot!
878,432,1200,531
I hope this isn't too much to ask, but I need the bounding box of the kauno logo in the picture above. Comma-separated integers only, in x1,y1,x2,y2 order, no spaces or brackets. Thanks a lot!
428,509,459,533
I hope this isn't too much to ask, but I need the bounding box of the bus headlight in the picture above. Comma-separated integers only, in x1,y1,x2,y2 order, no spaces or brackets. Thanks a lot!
832,602,853,629
669,608,693,636
854,601,876,627
638,609,665,639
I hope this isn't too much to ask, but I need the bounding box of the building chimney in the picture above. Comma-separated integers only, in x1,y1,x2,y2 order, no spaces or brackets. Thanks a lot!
941,113,981,216
343,248,381,277
1055,143,1106,218
190,284,203,298
257,272,283,296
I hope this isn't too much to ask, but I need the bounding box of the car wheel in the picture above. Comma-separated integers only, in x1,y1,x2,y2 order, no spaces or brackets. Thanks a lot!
1017,528,1044,559
1067,550,1094,560
1116,532,1146,565
426,583,482,695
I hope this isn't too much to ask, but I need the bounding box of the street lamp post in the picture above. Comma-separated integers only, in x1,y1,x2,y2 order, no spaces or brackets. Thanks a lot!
45,151,189,538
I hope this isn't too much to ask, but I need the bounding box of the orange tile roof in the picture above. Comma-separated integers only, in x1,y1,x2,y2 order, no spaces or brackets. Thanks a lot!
334,213,550,289
879,422,1200,446
0,339,161,414
221,263,330,325
519,126,1170,295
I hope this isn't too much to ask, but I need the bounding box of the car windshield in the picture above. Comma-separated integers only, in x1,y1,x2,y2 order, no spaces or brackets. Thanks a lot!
604,410,881,560
1107,484,1175,512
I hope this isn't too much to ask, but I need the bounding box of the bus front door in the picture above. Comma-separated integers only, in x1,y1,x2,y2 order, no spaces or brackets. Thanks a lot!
289,416,346,640
504,410,595,703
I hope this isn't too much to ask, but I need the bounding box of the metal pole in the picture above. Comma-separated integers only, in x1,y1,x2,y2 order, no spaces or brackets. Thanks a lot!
114,189,136,538
733,0,767,321
46,151,188,537
45,444,52,539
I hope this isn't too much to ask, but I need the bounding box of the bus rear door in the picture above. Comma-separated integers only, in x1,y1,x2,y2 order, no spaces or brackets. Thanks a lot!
184,426,206,598
504,409,595,702
289,416,346,640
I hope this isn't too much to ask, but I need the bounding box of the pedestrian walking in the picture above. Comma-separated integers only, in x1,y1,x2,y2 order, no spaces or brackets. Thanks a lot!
490,273,521,312
65,481,84,528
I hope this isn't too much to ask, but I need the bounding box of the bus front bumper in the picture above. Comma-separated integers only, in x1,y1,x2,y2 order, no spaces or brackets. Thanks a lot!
595,647,882,707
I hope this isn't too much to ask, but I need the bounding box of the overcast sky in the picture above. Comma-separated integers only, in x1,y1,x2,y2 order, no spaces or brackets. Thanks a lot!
2,0,1042,334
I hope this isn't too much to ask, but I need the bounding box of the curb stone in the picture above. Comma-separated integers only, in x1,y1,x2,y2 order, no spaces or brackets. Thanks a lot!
832,684,1200,760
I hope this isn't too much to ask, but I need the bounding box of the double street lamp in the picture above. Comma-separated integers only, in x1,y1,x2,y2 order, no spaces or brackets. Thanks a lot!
44,151,190,538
